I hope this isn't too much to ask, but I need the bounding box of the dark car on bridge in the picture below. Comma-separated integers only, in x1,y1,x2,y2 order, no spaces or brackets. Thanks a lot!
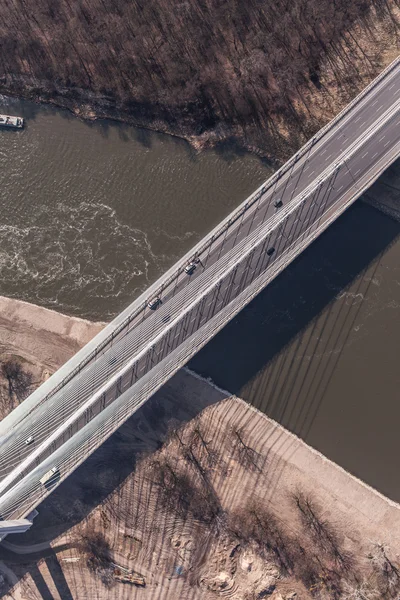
147,297,162,310
184,262,197,275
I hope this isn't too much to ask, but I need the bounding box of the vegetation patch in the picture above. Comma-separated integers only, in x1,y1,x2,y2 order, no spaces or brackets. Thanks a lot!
0,0,399,156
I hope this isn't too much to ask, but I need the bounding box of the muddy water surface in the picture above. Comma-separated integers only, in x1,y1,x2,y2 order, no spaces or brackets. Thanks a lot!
191,200,400,500
0,96,271,319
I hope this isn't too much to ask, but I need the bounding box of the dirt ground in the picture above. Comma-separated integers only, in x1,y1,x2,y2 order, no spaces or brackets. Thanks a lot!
0,300,399,599
0,295,104,420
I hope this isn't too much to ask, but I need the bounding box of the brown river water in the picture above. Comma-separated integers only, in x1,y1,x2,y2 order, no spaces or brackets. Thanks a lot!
1,96,399,501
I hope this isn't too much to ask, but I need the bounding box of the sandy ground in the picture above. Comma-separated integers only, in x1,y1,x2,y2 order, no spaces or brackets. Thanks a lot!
1,387,400,599
0,295,104,380
0,299,399,598
0,296,104,419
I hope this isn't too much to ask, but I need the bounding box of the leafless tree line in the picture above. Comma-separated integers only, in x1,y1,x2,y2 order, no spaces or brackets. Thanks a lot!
76,414,400,599
230,490,400,599
0,0,398,154
144,418,223,525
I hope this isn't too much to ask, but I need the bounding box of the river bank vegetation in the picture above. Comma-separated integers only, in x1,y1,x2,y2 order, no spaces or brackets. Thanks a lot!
0,0,399,158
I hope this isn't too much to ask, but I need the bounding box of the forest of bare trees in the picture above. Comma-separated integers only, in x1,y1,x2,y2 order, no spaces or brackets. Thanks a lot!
0,0,399,155
137,417,399,599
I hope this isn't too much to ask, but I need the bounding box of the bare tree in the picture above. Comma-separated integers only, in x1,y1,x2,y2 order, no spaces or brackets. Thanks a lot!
231,427,262,472
1,359,33,404
368,542,400,596
292,490,354,574
186,417,219,468
180,425,226,525
229,500,298,574
161,418,183,446
77,528,114,586
146,455,220,524
341,580,378,600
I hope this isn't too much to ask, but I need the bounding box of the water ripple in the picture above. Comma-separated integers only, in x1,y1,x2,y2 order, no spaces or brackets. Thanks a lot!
0,201,163,319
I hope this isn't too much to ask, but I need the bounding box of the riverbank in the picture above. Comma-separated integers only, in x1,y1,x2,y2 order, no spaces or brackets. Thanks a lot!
0,299,399,599
0,296,104,419
1,2,398,161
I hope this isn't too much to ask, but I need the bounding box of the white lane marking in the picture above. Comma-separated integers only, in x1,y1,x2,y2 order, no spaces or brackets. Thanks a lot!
320,149,327,155
389,83,395,90
372,100,378,106
354,169,361,175
384,140,391,147
360,121,366,127
336,185,343,192
379,135,386,142
309,171,315,176
372,152,378,158
361,152,368,158
355,116,361,123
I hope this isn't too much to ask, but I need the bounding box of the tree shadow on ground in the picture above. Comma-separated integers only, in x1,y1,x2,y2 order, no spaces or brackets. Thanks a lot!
213,136,273,167
0,194,399,598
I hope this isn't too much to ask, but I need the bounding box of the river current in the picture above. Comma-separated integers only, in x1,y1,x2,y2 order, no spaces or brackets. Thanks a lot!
0,96,271,320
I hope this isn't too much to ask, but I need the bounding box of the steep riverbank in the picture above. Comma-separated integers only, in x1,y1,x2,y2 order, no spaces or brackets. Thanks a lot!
0,299,399,598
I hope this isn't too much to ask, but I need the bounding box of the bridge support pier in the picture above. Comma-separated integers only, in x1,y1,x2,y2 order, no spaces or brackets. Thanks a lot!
0,509,38,542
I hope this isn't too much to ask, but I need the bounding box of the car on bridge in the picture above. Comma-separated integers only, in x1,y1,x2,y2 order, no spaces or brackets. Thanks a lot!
39,467,60,488
147,297,162,310
184,262,197,275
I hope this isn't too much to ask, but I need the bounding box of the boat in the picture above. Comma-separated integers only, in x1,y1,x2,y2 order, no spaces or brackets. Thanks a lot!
0,114,24,129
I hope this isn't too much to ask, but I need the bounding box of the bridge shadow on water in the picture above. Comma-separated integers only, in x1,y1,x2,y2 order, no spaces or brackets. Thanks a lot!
190,198,400,495
190,200,399,403
0,198,399,598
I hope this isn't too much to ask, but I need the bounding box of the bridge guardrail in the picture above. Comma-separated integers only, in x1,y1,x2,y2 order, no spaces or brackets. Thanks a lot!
2,98,398,501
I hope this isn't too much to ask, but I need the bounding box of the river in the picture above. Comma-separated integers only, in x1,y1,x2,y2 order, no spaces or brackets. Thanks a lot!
0,96,271,320
1,96,399,501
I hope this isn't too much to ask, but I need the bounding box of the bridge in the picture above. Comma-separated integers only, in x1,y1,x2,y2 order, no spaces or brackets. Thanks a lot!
0,57,399,536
